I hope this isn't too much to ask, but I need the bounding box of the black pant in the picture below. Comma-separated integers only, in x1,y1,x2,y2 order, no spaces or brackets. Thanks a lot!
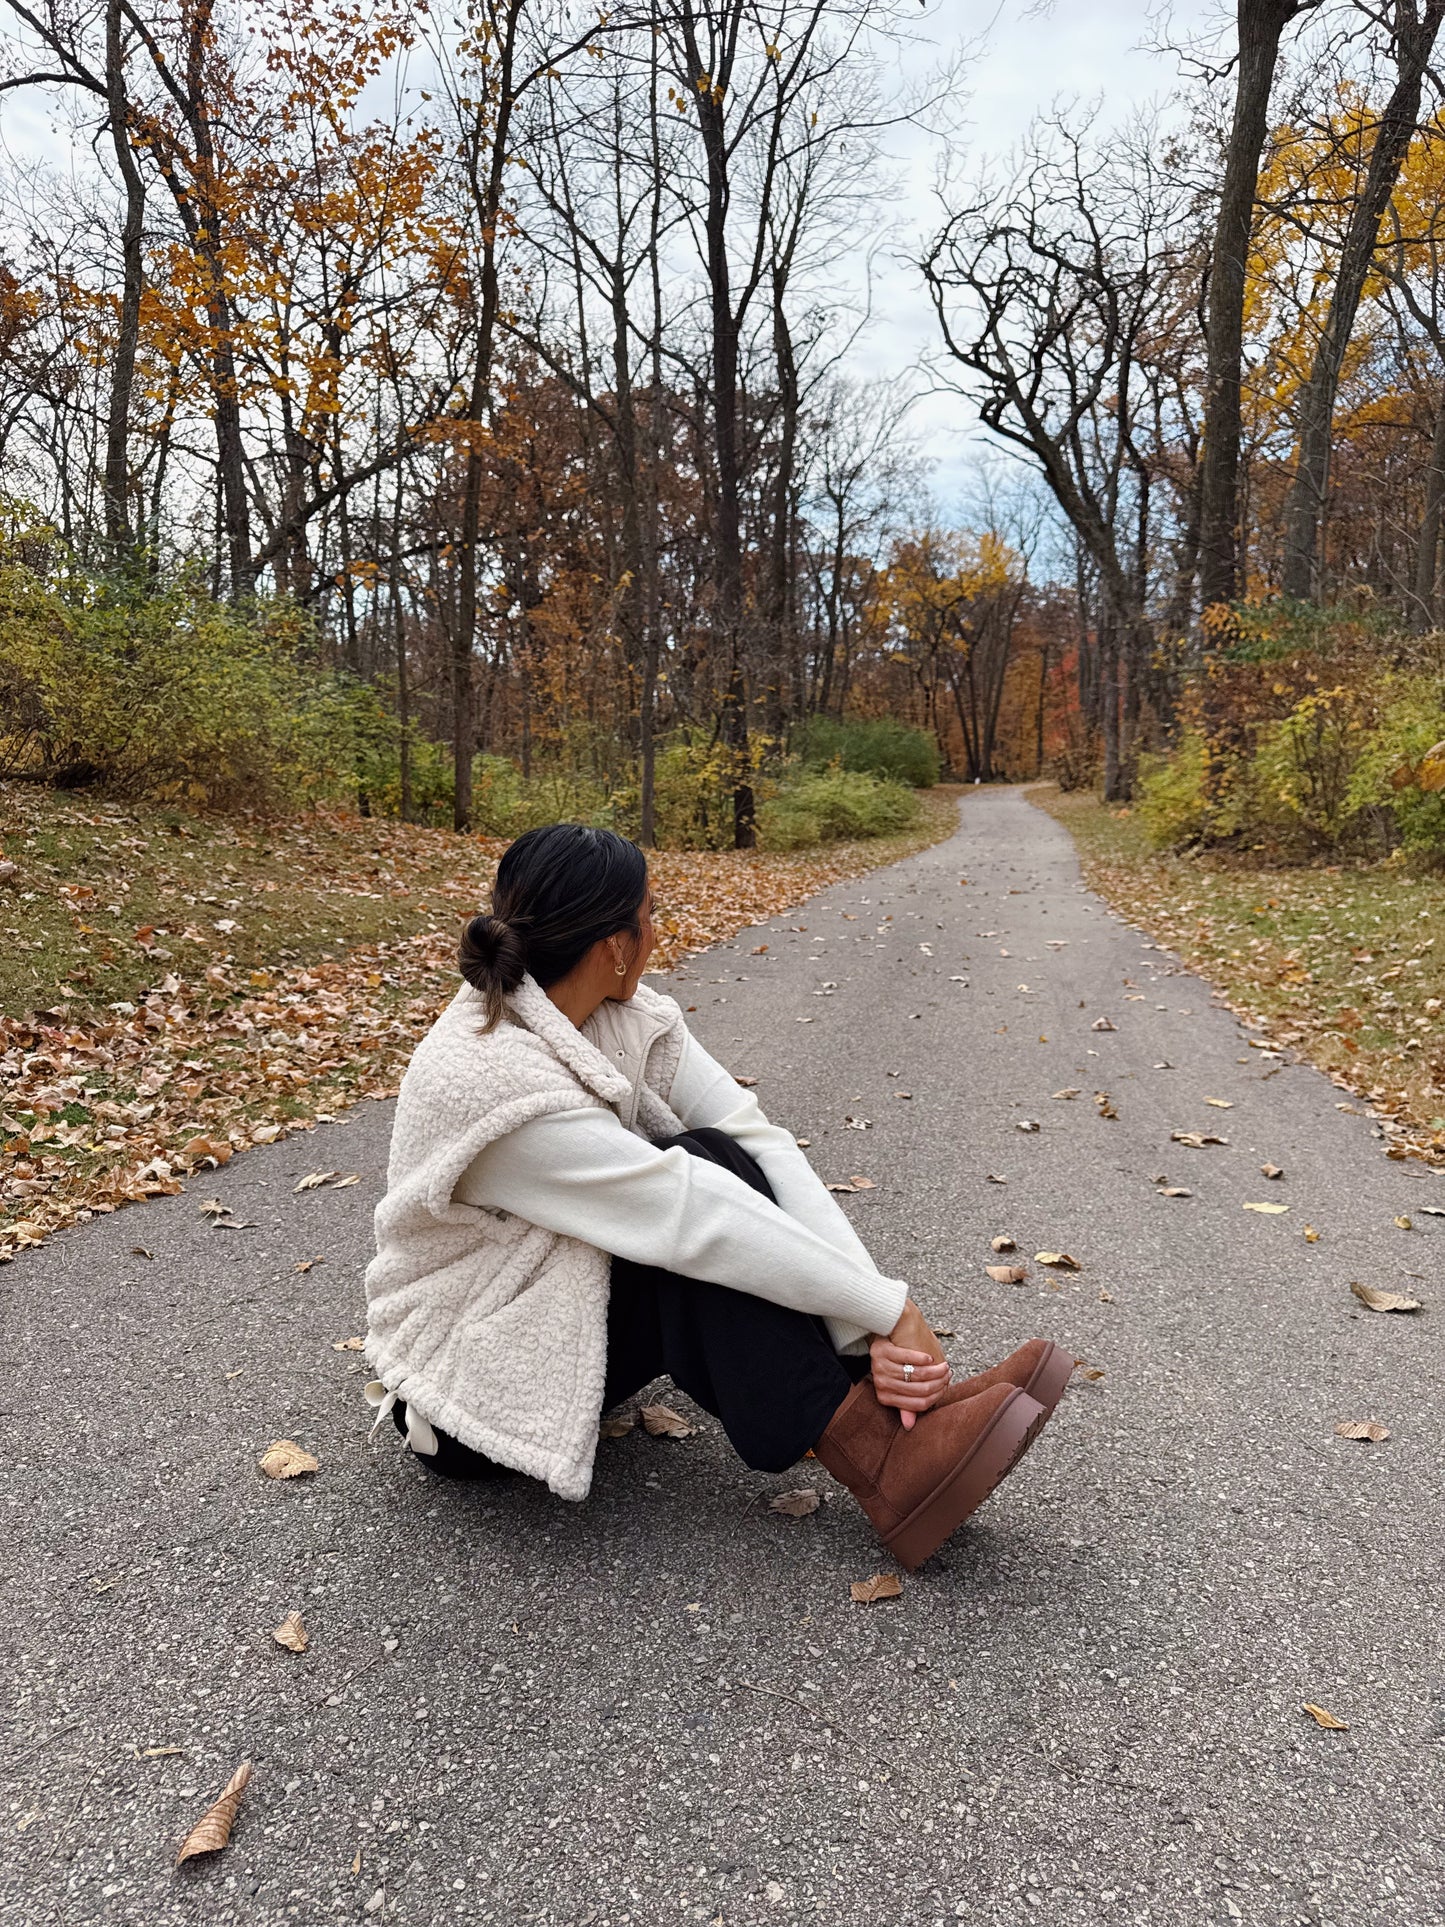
392,1125,866,1480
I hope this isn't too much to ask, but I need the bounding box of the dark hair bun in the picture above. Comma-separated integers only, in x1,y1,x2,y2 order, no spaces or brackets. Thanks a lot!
459,912,527,1025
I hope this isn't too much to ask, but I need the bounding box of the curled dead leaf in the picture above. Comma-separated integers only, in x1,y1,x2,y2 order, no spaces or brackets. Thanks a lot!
848,1174,876,1190
1015,1119,1041,1134
1303,1224,1320,1243
985,1263,1028,1284
1350,1281,1422,1314
1091,1016,1116,1032
1034,1251,1081,1270
1243,1201,1290,1215
598,1410,637,1439
1204,1098,1233,1109
1051,1088,1081,1100
1158,1186,1193,1198
1073,1359,1105,1382
990,1234,1016,1252
258,1439,319,1480
849,1572,902,1604
331,1335,365,1351
770,1488,821,1517
1334,1420,1390,1442
1394,1215,1413,1231
1302,1702,1349,1731
1261,1164,1284,1180
641,1403,695,1439
271,1611,308,1653
175,1760,252,1864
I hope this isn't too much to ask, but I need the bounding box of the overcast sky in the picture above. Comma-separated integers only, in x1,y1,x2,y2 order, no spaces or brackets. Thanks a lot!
0,0,1225,522
875,0,1222,511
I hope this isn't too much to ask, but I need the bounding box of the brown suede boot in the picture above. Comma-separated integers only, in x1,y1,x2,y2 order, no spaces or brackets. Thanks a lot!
813,1377,1049,1571
937,1338,1073,1418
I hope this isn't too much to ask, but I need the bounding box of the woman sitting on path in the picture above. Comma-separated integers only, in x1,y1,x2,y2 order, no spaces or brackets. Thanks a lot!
364,823,1068,1570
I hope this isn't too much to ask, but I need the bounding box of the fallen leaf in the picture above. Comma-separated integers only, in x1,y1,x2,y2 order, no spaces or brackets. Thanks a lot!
1302,1703,1349,1731
1204,1098,1233,1109
295,1171,336,1192
770,1489,821,1517
985,1263,1028,1284
848,1174,876,1190
1394,1216,1413,1231
331,1335,365,1351
131,1246,153,1259
1171,1131,1229,1148
1034,1251,1081,1270
734,1074,757,1085
1015,1119,1041,1133
1350,1281,1423,1313
990,1234,1017,1252
1091,1016,1117,1032
1303,1224,1320,1242
1098,1288,1114,1303
826,1180,859,1193
271,1611,309,1653
849,1572,902,1604
258,1439,319,1479
1051,1088,1082,1100
641,1403,695,1439
1158,1186,1193,1198
1243,1201,1290,1214
1095,1093,1118,1119
198,1197,229,1217
1334,1420,1391,1442
1261,1164,1284,1180
175,1760,252,1864
598,1410,637,1439
1073,1359,1105,1381
986,1173,1007,1183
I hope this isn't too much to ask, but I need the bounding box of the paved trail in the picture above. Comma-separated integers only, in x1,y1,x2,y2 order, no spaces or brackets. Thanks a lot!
6,788,1444,1927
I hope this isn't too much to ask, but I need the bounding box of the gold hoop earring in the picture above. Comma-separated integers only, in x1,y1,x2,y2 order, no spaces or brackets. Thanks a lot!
613,960,628,977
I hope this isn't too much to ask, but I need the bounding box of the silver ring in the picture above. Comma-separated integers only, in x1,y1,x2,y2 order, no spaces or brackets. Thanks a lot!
902,1362,914,1380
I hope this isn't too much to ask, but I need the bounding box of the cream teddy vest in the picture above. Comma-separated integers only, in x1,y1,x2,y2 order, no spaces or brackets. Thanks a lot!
364,971,687,1500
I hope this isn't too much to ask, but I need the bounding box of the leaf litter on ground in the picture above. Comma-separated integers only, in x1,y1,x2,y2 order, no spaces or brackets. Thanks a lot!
850,1573,902,1604
0,784,959,1261
641,1403,695,1439
1334,1420,1391,1442
175,1761,252,1864
1350,1281,1423,1313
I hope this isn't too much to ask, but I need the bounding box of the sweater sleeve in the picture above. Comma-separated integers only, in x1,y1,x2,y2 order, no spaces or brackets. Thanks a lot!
455,1102,907,1340
665,1026,889,1352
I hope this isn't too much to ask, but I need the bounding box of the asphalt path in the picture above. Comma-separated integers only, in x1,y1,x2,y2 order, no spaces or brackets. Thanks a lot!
5,786,1443,1927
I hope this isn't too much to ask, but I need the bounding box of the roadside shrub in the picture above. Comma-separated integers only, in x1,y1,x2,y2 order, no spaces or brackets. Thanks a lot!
757,766,921,850
1253,686,1374,850
1347,675,1445,858
0,548,371,810
1135,734,1212,848
797,715,939,788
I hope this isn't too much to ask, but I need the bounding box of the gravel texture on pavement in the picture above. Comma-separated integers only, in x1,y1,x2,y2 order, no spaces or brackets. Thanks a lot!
4,786,1443,1927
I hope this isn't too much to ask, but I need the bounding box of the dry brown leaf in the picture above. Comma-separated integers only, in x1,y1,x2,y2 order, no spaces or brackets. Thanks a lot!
849,1572,902,1604
985,1263,1028,1284
175,1760,252,1864
770,1489,821,1517
1015,1119,1040,1133
1419,1205,1445,1217
848,1174,876,1190
1303,1224,1320,1242
1302,1702,1349,1731
1243,1201,1290,1215
1350,1281,1423,1314
1158,1186,1193,1198
1051,1088,1082,1100
641,1403,695,1439
271,1611,309,1653
198,1197,229,1217
258,1439,319,1479
1034,1250,1081,1270
990,1234,1017,1252
1091,1016,1117,1032
1095,1094,1118,1119
826,1180,858,1193
1334,1420,1391,1442
1394,1215,1413,1231
295,1171,337,1192
331,1335,365,1351
598,1411,637,1439
1261,1164,1285,1180
1204,1098,1234,1109
1074,1360,1106,1382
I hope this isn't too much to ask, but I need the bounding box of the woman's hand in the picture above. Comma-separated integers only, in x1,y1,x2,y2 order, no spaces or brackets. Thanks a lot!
869,1298,951,1430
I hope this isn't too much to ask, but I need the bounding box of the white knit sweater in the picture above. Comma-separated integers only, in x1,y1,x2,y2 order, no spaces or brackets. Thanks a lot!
364,971,907,1499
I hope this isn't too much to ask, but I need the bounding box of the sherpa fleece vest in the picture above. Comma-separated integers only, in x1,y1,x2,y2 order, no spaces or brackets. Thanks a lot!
364,971,687,1500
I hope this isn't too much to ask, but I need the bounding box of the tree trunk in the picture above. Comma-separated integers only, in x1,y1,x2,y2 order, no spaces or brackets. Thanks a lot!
1197,0,1305,610
103,0,144,560
1411,378,1445,628
1280,0,1443,599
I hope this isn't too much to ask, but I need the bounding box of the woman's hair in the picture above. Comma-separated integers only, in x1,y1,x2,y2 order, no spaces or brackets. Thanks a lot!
459,822,648,1032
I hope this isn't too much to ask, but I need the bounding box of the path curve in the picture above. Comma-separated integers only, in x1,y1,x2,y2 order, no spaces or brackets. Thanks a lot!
5,787,1442,1926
